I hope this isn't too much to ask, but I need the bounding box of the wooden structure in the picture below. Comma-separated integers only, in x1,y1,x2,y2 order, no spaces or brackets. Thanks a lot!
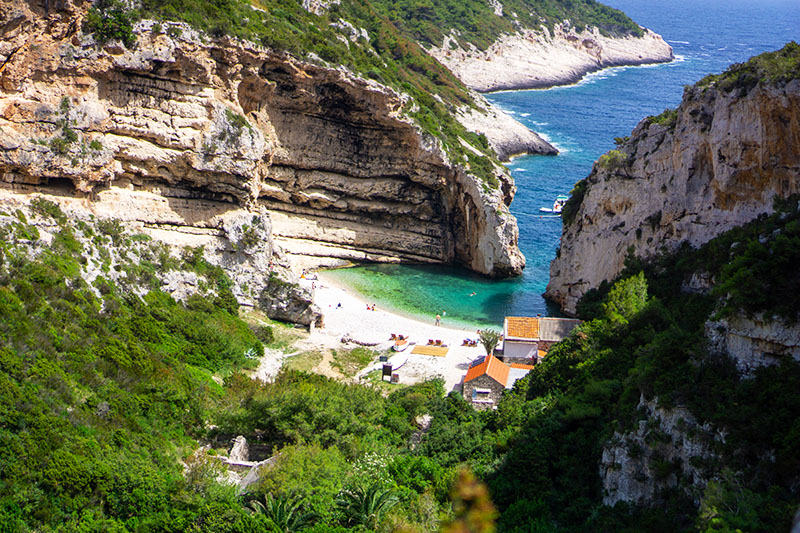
411,345,449,357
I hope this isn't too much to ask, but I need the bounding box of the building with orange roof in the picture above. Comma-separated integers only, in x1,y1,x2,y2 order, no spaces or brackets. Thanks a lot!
462,355,534,410
500,316,582,364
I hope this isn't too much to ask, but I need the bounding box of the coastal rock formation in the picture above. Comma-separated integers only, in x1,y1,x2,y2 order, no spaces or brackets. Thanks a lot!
457,93,558,160
706,315,800,377
547,77,800,315
430,23,673,92
600,395,720,506
0,0,525,295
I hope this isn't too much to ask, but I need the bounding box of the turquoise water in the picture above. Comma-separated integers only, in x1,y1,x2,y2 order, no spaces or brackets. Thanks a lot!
326,0,800,327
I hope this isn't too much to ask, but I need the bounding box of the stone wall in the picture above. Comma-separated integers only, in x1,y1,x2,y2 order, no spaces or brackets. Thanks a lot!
462,375,504,410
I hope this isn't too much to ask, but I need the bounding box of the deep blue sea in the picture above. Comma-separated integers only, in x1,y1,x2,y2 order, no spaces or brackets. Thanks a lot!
327,0,800,329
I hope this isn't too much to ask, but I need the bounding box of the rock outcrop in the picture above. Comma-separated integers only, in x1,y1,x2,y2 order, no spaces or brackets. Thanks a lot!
706,315,800,377
0,0,525,292
430,23,673,93
600,395,721,506
547,78,800,315
0,186,323,325
457,94,558,160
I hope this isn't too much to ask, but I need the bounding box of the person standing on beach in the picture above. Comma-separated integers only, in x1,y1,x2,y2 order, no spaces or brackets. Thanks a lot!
435,314,441,326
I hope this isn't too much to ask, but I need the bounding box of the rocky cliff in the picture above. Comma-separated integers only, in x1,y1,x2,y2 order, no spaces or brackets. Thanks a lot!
0,0,525,300
547,72,800,315
430,22,673,92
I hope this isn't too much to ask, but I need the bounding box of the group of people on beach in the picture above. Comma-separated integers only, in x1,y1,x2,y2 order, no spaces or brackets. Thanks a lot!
366,303,377,311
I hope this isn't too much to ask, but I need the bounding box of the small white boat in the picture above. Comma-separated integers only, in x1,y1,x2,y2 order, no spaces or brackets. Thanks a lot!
392,339,409,352
540,195,570,214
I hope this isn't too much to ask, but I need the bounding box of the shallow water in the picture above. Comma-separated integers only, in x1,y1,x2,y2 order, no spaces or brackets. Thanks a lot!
325,0,800,328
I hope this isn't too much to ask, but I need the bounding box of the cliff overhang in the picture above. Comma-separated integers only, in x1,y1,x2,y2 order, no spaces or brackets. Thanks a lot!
0,0,526,295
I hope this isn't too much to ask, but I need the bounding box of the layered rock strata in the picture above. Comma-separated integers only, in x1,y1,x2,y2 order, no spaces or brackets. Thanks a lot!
0,0,525,286
430,23,673,93
547,78,800,315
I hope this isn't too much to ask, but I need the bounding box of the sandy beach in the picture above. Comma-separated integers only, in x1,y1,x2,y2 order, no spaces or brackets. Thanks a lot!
300,272,497,393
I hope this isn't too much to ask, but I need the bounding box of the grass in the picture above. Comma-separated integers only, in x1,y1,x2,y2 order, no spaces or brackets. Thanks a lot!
241,309,307,350
331,347,381,376
363,369,407,395
283,350,324,373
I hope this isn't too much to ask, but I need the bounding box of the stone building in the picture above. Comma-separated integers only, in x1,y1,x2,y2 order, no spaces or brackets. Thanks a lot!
462,355,534,410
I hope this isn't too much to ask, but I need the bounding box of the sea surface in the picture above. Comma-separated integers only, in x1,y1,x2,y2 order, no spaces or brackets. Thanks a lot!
326,0,800,329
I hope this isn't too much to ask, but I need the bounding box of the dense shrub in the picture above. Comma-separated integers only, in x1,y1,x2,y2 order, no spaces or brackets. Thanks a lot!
698,41,800,94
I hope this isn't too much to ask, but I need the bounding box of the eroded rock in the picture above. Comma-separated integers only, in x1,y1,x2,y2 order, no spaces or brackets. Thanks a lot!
547,78,800,315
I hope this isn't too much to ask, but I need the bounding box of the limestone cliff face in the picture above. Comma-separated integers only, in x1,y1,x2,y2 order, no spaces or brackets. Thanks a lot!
600,395,721,506
547,78,800,315
429,23,673,93
706,315,800,377
0,0,524,287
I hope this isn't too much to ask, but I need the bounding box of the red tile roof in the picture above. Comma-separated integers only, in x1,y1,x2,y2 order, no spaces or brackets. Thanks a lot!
510,363,535,370
464,355,510,386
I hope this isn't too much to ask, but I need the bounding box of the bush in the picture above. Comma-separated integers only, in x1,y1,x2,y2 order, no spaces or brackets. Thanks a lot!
646,108,678,128
84,0,140,48
597,149,628,171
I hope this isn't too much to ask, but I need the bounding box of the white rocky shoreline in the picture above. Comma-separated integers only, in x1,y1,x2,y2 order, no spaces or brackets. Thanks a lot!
446,24,673,160
432,24,674,93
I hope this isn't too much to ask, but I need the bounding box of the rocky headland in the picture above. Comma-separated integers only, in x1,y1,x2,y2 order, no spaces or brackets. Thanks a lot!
543,44,800,509
430,22,674,92
547,66,800,316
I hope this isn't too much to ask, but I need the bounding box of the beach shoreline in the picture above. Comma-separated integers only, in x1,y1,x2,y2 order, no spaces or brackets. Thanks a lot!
302,272,497,392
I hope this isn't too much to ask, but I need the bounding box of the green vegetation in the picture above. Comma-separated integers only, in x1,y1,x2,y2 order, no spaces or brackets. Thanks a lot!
284,349,325,372
331,347,379,375
0,211,264,530
560,177,588,226
84,0,140,47
698,41,800,94
477,329,502,356
645,107,678,128
2,193,798,530
369,0,642,50
596,148,628,171
49,97,79,155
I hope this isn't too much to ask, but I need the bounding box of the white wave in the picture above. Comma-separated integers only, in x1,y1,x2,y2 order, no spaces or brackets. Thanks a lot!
520,112,531,117
668,40,690,44
511,168,527,172
506,110,516,115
